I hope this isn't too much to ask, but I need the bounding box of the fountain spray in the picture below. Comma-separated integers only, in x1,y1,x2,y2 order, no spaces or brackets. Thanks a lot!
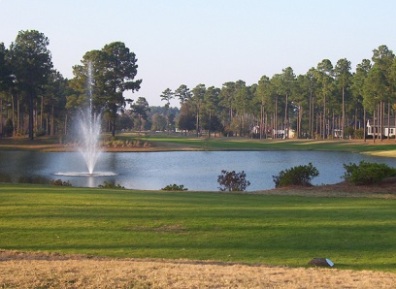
78,61,102,175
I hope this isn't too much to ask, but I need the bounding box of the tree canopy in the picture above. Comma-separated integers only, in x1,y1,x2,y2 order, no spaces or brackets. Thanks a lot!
1,30,396,142
10,30,53,139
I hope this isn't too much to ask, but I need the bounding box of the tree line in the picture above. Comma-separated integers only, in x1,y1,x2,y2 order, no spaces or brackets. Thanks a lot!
0,30,141,140
161,45,396,140
1,30,395,141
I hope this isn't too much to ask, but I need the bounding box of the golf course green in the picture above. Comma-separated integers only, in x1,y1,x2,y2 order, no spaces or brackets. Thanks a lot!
1,184,395,271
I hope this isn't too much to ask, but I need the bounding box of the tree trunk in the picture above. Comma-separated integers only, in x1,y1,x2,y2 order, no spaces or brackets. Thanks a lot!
196,105,200,138
111,118,116,137
28,92,34,140
50,104,55,136
342,86,345,139
260,103,264,139
0,98,3,137
41,96,44,132
363,108,366,142
35,99,38,134
208,111,212,138
322,96,326,139
274,95,278,138
387,101,390,140
14,97,21,135
284,93,288,138
373,108,376,143
64,113,68,136
264,111,268,139
298,103,302,138
379,102,383,141
309,93,313,139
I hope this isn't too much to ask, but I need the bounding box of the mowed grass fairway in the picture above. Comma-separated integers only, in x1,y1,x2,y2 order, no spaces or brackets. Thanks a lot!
1,184,396,272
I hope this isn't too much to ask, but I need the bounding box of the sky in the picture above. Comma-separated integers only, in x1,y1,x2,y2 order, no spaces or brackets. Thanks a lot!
1,0,396,107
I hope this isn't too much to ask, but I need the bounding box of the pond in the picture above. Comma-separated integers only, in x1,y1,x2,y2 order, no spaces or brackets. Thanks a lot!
1,150,396,191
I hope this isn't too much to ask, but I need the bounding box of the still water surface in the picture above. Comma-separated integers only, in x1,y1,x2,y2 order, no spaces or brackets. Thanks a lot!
1,150,396,191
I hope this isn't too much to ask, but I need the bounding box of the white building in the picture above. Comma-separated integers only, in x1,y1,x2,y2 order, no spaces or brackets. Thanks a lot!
366,119,396,137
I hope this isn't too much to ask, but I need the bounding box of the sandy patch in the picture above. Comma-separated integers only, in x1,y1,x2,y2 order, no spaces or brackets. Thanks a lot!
0,250,395,289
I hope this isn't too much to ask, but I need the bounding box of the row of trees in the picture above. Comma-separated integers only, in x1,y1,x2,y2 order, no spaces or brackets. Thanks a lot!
1,29,395,140
160,45,396,140
0,30,141,139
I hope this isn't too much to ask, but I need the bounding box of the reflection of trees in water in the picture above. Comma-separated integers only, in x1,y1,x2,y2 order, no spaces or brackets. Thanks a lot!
0,172,49,184
17,175,50,184
0,172,12,183
0,171,74,186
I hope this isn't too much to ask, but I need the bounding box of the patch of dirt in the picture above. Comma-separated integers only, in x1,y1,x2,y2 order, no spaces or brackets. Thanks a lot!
1,250,396,289
254,178,396,199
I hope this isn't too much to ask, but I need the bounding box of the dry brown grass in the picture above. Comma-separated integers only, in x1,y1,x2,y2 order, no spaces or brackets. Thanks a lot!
0,251,396,289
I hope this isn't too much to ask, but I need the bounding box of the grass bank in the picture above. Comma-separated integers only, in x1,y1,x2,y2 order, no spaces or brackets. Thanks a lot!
1,184,396,272
1,135,396,157
138,134,396,155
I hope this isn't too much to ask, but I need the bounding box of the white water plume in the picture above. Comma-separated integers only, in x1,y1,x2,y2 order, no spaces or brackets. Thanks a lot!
78,61,102,175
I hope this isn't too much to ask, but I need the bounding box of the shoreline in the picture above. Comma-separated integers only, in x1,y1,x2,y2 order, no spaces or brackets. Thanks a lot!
1,136,396,158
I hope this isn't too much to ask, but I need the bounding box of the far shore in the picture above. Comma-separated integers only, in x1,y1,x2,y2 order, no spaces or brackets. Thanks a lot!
1,135,396,157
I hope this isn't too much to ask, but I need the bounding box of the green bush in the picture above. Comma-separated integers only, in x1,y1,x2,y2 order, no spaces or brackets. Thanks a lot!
161,184,188,191
217,170,251,191
98,181,125,189
344,126,354,138
354,128,364,139
273,163,319,188
343,161,396,185
51,179,72,186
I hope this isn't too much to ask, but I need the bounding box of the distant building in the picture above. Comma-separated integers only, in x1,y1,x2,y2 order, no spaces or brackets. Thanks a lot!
366,119,396,137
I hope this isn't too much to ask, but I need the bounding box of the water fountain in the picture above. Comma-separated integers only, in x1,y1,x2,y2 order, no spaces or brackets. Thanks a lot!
78,62,102,175
55,62,115,180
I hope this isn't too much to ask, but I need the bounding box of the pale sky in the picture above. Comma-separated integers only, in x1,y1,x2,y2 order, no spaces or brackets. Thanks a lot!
1,0,396,107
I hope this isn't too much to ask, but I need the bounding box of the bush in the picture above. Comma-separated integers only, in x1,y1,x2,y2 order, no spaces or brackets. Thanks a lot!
217,170,251,192
273,163,319,188
161,184,188,191
51,179,72,186
344,126,354,138
98,181,125,189
354,128,364,139
343,161,396,185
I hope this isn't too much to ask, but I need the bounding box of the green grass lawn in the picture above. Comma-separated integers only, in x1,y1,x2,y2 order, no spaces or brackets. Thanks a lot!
1,184,396,272
136,134,396,154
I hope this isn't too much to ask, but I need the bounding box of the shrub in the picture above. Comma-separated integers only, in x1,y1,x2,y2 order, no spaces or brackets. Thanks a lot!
273,163,319,188
343,161,396,185
161,184,188,191
51,179,72,186
354,128,364,139
217,170,251,192
344,126,354,138
98,181,125,189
